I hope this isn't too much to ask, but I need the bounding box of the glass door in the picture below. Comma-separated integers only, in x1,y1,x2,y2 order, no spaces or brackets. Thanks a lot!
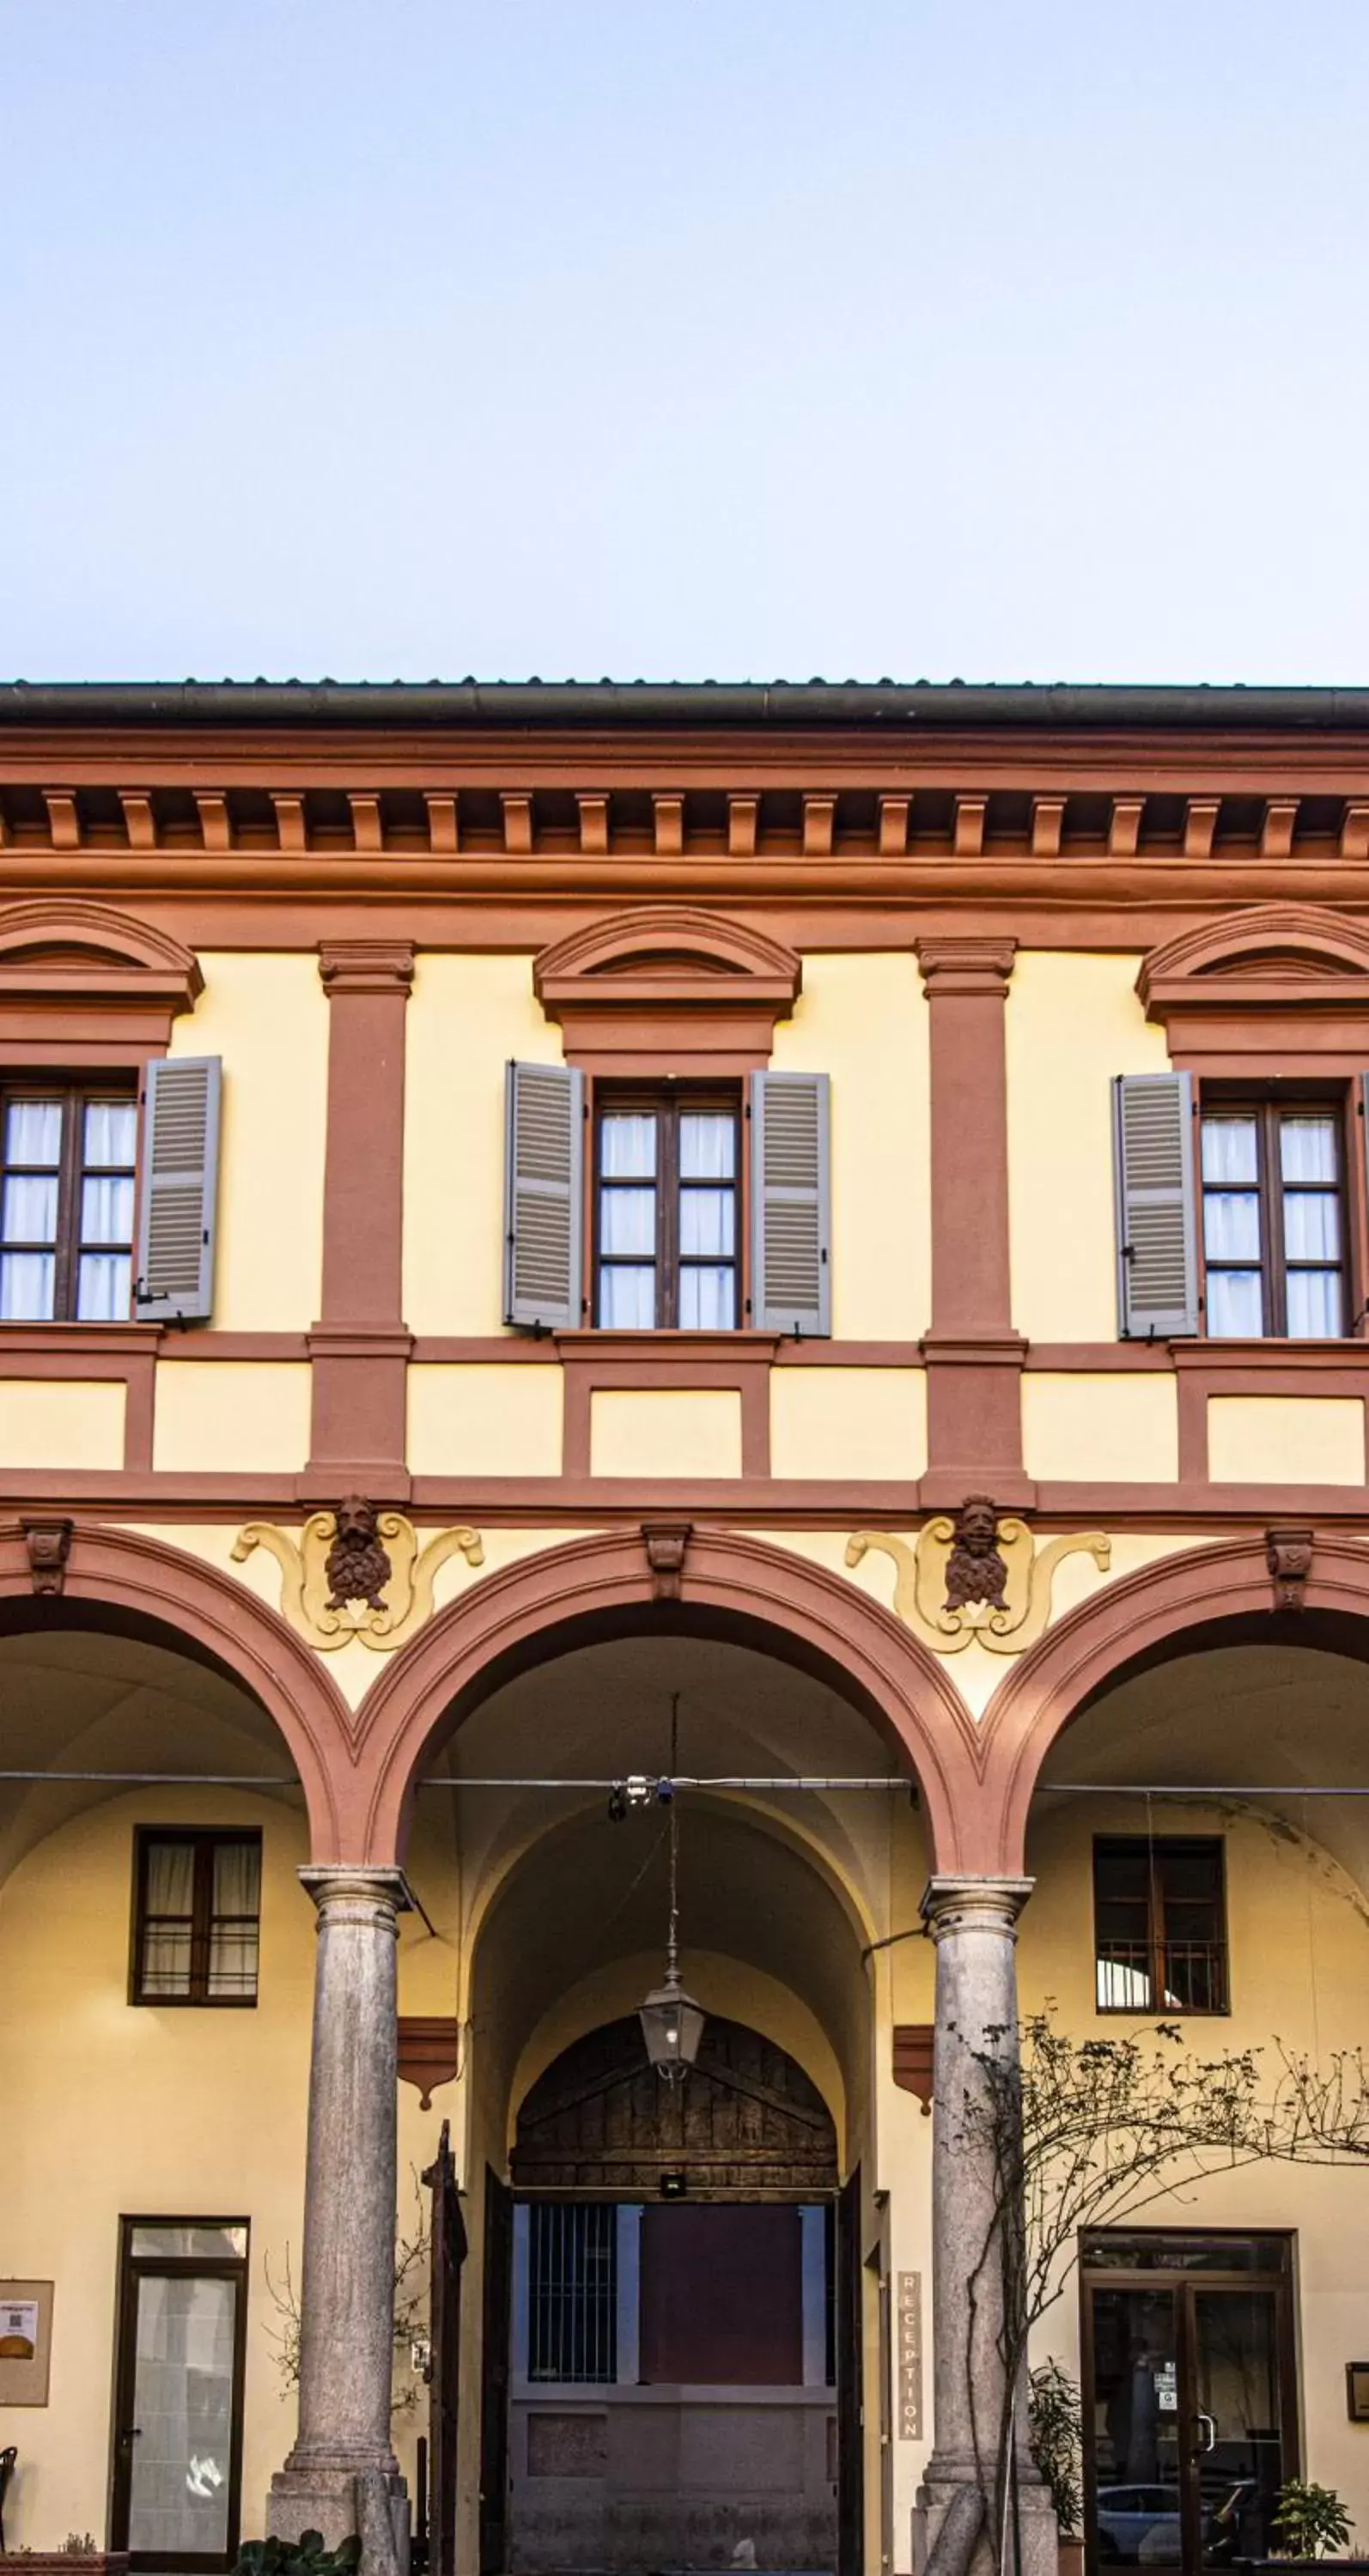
1085,2283,1183,2570
111,2221,249,2573
1192,2287,1287,2569
1082,2238,1295,2576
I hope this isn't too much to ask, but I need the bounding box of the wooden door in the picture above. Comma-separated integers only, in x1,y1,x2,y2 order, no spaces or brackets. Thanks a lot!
423,2123,466,2576
836,2171,864,2576
478,2172,513,2576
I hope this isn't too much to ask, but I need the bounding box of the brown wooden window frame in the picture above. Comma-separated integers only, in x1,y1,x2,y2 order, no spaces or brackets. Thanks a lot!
1092,1835,1229,2017
0,1075,139,1324
1199,1085,1353,1341
130,1826,263,2009
593,1082,743,1331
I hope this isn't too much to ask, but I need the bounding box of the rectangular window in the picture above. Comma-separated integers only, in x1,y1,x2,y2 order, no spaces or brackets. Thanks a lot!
0,1084,138,1322
1201,1098,1348,1339
1093,1837,1228,2014
527,2202,618,2381
594,1089,740,1329
131,1830,262,2006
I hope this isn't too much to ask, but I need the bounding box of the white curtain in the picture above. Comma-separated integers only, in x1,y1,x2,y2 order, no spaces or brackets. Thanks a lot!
209,1839,261,1997
142,1840,196,1995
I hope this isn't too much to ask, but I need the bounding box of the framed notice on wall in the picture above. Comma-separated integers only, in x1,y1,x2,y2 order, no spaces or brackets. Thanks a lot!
0,2280,53,2404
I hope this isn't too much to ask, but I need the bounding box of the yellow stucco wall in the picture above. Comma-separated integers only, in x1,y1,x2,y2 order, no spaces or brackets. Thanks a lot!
770,1366,927,1481
1208,1394,1367,1485
589,1387,743,1478
0,1791,314,2550
406,1361,563,1477
1022,1370,1179,1483
1007,952,1167,1344
403,954,563,1336
1019,1800,1369,2523
771,952,930,1339
152,1362,313,1474
0,1378,125,1468
171,953,328,1332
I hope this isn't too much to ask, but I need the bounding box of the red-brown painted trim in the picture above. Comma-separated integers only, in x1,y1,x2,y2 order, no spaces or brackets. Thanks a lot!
0,1325,159,1472
533,905,800,1073
917,939,1023,1487
556,1333,776,1478
349,1525,981,1871
308,939,414,1488
0,895,200,1055
0,1517,352,1854
979,1531,1369,1872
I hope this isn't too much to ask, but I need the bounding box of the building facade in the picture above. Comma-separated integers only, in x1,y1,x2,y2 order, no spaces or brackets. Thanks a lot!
3,681,1369,2576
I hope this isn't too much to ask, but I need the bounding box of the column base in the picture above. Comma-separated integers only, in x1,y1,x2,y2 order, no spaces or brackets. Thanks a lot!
268,2465,410,2576
913,2469,1056,2576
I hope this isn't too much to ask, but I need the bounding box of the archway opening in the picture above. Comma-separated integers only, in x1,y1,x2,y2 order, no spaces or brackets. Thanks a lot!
1019,1613,1369,2576
405,1622,920,2576
0,1595,312,2573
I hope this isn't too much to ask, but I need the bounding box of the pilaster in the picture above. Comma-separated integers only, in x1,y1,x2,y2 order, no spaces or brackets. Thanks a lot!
305,943,414,1497
917,940,1031,1506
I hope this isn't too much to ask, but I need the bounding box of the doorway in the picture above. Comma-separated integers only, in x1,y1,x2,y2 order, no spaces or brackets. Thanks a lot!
111,2221,248,2573
497,2014,843,2573
1080,2233,1297,2576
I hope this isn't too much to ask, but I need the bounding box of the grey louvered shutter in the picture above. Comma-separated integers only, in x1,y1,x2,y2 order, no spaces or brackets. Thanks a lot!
1112,1071,1198,1338
133,1055,222,1322
750,1070,831,1335
503,1061,585,1330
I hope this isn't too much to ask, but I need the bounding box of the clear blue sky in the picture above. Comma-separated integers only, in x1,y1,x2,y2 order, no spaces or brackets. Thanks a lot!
3,0,1367,685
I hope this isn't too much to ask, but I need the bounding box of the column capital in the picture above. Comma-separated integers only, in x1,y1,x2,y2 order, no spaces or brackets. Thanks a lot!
298,1864,413,1927
318,939,416,998
920,1874,1034,1940
917,936,1017,999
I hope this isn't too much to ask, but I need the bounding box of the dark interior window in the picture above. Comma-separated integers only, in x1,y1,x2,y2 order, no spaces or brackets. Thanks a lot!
131,1830,262,2006
1093,1837,1228,2014
1201,1097,1348,1338
0,1084,137,1321
594,1088,739,1328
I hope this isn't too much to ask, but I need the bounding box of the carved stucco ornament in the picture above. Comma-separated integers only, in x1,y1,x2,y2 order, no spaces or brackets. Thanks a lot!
232,1495,484,1652
845,1494,1110,1656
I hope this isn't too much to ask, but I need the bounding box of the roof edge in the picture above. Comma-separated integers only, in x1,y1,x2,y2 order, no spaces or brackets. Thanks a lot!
4,679,1369,732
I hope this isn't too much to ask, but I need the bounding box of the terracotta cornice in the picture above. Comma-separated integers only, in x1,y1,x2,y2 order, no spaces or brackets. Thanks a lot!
917,936,1018,999
318,939,415,997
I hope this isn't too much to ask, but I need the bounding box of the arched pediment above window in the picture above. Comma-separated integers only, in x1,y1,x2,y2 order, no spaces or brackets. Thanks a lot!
533,906,802,1071
0,898,202,1063
1138,904,1369,1067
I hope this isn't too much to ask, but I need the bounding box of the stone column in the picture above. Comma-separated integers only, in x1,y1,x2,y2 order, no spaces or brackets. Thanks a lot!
913,1877,1055,2576
269,1867,411,2576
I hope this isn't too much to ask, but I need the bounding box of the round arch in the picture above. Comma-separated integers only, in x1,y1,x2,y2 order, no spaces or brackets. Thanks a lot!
351,1527,983,1868
0,1518,356,1855
978,1532,1369,1871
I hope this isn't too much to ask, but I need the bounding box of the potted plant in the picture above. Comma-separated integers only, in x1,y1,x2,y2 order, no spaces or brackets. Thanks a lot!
234,2535,360,2576
1028,2360,1084,2576
1263,2480,1360,2567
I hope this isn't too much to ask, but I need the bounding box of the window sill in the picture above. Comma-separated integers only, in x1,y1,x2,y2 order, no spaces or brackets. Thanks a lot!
552,1329,781,1360
0,1320,159,1350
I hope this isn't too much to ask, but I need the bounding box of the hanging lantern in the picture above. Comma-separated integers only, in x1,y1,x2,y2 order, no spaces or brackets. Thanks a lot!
639,1969,706,2081
639,1696,704,2082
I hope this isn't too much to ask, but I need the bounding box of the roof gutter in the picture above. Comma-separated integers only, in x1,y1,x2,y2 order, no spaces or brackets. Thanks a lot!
3,679,1369,732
